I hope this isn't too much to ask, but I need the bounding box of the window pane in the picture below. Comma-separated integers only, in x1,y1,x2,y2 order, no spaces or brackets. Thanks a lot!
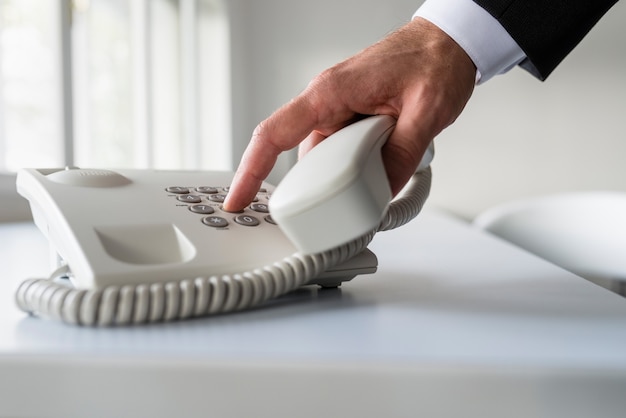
73,0,231,170
198,0,231,170
150,0,182,169
73,0,134,168
1,0,230,172
0,0,61,171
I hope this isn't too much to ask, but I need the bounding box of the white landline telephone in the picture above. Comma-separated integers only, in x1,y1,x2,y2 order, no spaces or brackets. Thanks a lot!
15,116,433,326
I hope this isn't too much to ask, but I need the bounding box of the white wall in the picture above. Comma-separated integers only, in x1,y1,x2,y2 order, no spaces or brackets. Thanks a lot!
227,0,626,219
0,173,30,222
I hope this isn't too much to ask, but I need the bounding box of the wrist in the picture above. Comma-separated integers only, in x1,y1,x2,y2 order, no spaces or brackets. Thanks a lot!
405,17,477,86
414,0,525,83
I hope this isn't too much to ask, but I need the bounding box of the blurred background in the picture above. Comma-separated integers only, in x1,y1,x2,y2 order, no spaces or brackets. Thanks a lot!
1,0,625,221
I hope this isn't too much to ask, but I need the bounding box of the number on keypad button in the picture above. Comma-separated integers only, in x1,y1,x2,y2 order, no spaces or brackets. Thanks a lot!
166,186,189,194
250,203,269,213
196,186,218,194
177,195,202,203
189,204,215,214
208,194,226,203
234,215,260,227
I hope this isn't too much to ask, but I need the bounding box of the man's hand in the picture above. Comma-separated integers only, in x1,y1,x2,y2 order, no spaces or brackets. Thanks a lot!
223,17,476,212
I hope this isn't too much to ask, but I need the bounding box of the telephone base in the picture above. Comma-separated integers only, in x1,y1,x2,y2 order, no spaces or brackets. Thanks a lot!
48,244,378,290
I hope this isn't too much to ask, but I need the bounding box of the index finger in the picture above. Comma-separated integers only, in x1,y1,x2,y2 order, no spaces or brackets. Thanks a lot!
223,96,321,212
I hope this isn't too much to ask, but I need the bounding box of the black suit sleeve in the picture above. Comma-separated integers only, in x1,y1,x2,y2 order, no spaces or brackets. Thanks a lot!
472,0,619,80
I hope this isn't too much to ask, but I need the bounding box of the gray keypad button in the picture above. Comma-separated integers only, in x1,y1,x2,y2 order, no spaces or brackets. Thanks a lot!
208,194,226,203
220,205,243,214
264,215,276,225
177,195,202,203
234,214,260,227
250,203,269,213
202,216,229,228
189,204,215,214
196,186,218,194
166,186,189,194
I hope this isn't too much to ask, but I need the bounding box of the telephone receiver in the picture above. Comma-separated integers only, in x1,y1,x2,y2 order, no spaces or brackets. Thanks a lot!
15,115,433,326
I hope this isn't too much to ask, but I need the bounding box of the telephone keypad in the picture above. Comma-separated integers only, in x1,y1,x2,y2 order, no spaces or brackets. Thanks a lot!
167,185,274,229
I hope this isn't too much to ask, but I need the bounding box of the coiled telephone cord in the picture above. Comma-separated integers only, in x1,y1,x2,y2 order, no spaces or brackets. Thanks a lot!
15,167,431,326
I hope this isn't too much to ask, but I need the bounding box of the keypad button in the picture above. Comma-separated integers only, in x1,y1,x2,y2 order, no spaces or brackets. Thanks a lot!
264,215,276,225
189,204,215,214
166,186,189,194
177,195,202,203
208,194,226,203
220,205,243,214
202,216,229,228
250,203,269,213
196,186,218,194
234,215,260,227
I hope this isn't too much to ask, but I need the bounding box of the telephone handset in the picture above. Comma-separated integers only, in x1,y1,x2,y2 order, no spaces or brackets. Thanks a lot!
15,115,433,326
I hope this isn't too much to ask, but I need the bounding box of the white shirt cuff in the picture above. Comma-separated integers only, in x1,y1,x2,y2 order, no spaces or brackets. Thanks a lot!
414,0,526,84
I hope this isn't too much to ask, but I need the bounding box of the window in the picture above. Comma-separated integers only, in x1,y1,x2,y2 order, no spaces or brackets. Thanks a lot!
0,0,231,172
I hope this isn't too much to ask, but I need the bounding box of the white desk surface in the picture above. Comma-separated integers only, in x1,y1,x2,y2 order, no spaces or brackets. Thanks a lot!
1,209,626,418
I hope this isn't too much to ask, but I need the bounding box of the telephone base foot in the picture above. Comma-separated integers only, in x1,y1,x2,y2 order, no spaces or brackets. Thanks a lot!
306,248,377,289
317,280,347,289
